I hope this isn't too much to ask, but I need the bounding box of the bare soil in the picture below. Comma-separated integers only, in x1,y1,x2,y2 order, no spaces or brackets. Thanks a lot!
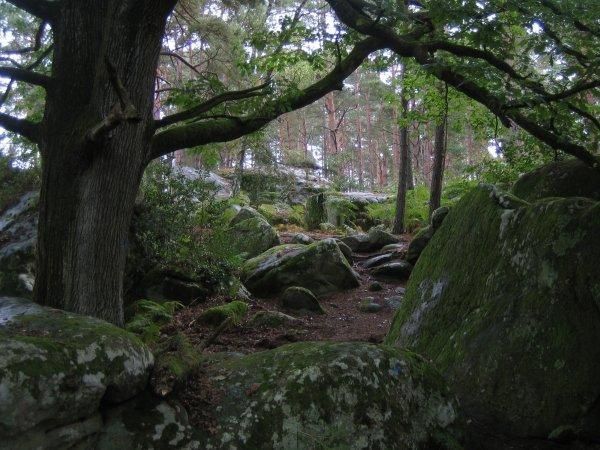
164,231,410,355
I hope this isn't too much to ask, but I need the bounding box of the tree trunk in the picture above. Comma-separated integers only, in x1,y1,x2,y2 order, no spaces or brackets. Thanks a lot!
392,91,410,234
430,85,448,218
34,1,175,326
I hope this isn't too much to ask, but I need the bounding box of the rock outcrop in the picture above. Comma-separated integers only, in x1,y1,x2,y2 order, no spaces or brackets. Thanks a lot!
0,191,38,297
194,342,461,449
387,184,600,445
0,297,154,449
241,239,360,297
512,158,600,201
228,206,281,259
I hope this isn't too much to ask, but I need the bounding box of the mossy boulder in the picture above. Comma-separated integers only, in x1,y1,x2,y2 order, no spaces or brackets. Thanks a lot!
0,191,38,298
249,310,300,328
281,286,324,314
304,193,326,230
199,300,249,326
512,158,600,201
229,207,281,259
0,297,153,447
258,203,304,226
97,392,195,450
291,233,314,245
386,184,600,442
195,341,461,449
241,239,360,298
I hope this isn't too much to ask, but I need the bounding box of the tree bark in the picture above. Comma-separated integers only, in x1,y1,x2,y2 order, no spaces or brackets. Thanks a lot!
392,87,410,234
429,85,449,218
34,1,176,326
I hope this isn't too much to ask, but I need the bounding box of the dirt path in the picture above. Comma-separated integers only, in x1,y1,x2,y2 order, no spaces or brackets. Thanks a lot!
166,231,410,354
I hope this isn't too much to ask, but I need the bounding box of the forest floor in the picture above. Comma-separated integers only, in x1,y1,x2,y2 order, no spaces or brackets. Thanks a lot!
164,231,410,354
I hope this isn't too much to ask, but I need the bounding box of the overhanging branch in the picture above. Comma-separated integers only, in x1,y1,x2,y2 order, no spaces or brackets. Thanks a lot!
0,112,40,142
154,80,272,129
0,66,52,89
149,37,385,160
325,0,600,169
4,0,56,21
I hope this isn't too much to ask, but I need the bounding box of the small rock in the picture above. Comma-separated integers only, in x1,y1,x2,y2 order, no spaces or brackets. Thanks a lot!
319,222,336,231
431,206,450,230
281,286,324,314
359,302,382,313
368,281,383,292
371,261,413,280
548,425,577,443
249,311,299,328
395,286,406,295
385,295,403,310
291,233,313,245
362,253,395,269
381,243,405,253
335,239,353,263
162,277,209,305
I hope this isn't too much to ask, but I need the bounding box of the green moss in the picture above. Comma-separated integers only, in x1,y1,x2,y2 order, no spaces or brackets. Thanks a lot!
192,341,460,449
151,333,202,395
386,184,600,439
199,300,249,326
512,158,600,201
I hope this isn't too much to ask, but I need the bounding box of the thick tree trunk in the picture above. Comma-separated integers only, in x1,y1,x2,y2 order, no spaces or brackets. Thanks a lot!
34,1,175,326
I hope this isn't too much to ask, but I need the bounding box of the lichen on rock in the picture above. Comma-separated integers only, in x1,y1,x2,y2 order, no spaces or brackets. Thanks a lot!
241,239,360,298
387,184,600,443
0,297,154,447
193,341,461,449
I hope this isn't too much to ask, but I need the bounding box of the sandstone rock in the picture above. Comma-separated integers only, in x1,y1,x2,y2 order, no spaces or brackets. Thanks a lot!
229,207,280,259
0,297,153,447
512,158,600,201
241,239,360,298
387,184,600,442
194,342,460,449
371,261,413,280
281,286,324,314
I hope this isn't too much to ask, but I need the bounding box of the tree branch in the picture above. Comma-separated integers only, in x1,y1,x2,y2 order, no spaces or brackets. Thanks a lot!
154,81,272,129
0,112,39,142
86,58,140,143
0,66,52,89
149,37,385,160
1,20,47,55
325,0,600,169
4,0,56,21
160,51,202,75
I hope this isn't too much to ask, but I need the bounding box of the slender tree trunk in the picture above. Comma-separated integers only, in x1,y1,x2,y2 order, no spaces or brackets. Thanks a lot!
429,84,449,218
34,1,175,326
392,83,410,234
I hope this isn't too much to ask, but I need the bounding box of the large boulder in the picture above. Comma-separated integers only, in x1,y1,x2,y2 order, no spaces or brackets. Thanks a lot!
193,341,461,449
229,207,281,259
512,158,600,201
241,239,360,297
0,297,154,449
386,184,600,444
0,191,38,297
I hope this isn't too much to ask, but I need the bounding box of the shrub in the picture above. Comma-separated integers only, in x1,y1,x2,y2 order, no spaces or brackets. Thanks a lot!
130,163,242,295
0,156,40,213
